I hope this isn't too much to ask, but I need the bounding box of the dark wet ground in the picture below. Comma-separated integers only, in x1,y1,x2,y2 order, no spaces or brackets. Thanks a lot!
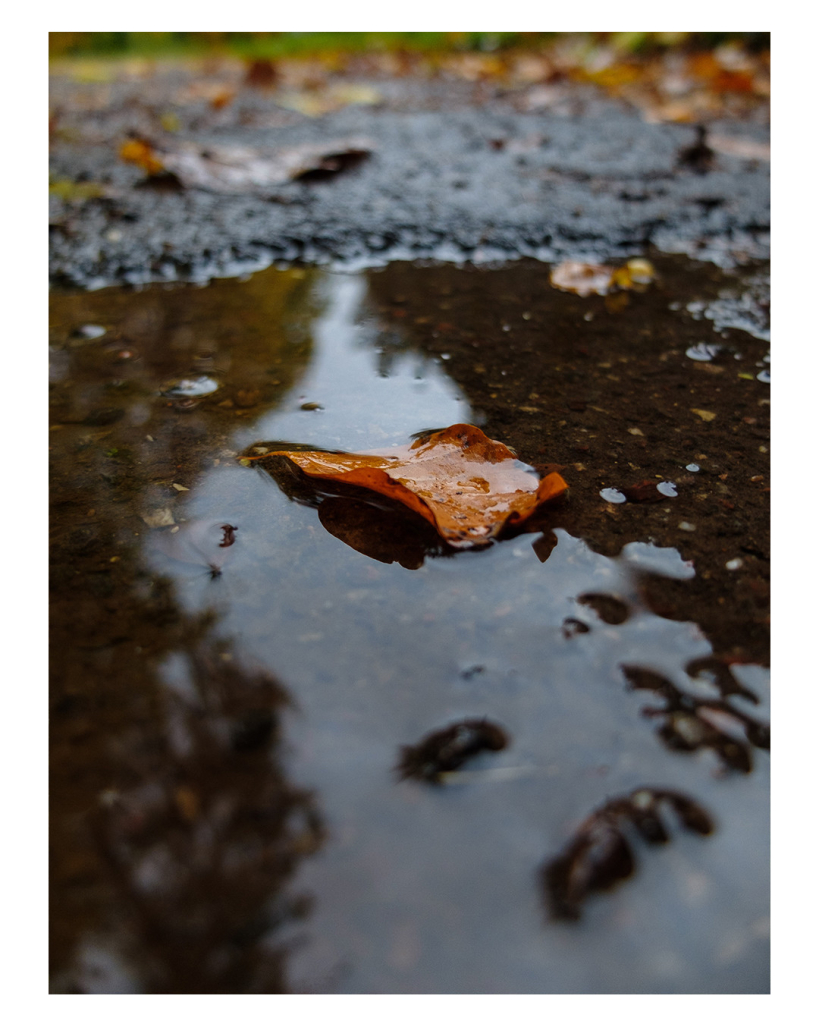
49,255,769,993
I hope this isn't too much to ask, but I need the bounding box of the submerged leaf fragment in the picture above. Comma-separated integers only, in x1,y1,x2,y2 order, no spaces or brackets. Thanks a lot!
246,424,568,550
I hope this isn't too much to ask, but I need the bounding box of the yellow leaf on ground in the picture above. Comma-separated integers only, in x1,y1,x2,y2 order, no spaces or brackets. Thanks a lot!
119,138,166,176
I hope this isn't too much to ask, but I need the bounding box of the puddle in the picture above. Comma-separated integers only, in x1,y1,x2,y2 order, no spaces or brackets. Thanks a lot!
50,255,769,993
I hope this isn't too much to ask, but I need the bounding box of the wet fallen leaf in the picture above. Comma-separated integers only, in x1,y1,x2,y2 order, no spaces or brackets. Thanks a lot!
120,135,373,194
247,424,568,549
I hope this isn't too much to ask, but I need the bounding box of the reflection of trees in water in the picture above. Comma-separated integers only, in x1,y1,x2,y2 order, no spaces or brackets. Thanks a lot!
621,660,769,773
51,500,324,993
541,787,714,921
88,641,323,993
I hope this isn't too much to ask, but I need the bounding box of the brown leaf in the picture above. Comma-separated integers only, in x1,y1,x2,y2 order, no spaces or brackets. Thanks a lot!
250,424,568,549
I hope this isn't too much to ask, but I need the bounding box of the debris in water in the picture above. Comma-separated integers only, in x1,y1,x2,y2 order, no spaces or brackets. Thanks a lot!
396,718,509,783
148,519,239,576
160,376,220,398
600,487,627,504
541,787,714,921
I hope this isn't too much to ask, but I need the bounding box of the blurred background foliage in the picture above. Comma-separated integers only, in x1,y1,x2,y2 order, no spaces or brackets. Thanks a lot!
49,31,770,61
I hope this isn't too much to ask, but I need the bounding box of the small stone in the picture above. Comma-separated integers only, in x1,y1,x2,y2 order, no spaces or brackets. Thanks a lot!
691,409,716,422
678,522,696,532
725,558,743,571
300,401,324,411
628,427,644,436
171,483,189,492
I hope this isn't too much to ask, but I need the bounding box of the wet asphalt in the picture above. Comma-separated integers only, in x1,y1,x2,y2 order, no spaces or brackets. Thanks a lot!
49,71,769,287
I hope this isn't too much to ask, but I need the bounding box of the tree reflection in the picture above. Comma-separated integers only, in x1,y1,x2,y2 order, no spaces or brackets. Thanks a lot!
85,641,323,993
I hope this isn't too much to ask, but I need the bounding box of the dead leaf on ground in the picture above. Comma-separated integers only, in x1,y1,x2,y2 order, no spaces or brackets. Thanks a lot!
243,423,568,550
119,135,373,194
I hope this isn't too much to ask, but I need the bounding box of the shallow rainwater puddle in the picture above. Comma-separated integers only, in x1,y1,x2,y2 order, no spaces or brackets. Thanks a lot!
50,256,770,993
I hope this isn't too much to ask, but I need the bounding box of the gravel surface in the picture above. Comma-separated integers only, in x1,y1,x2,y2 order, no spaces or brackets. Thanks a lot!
49,67,769,287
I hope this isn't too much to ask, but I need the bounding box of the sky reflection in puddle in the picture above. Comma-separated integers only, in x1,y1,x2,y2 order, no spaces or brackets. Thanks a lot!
143,268,769,994
50,258,769,993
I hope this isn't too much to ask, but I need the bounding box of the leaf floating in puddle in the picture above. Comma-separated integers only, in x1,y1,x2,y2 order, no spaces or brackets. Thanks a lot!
541,788,714,921
120,134,373,194
396,718,509,784
244,424,568,550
